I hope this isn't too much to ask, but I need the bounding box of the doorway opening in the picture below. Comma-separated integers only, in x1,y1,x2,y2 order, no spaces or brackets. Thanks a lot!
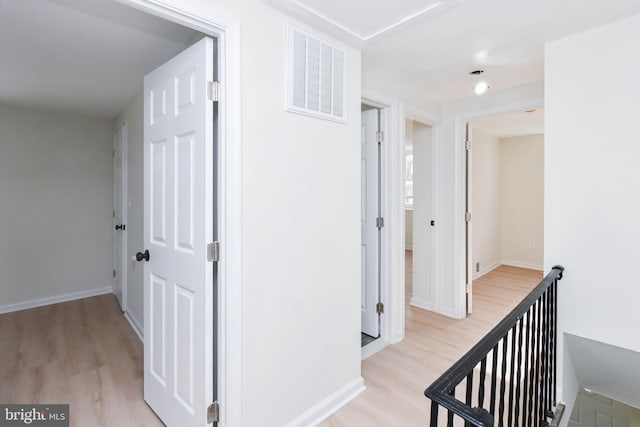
0,0,237,425
405,119,435,313
464,108,545,314
361,102,383,348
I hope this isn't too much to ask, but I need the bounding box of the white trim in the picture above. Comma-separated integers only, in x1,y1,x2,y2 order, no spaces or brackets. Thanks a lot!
362,90,401,347
0,286,112,315
113,119,128,312
472,260,501,280
125,310,144,341
285,377,366,427
501,260,543,271
401,103,441,321
361,337,388,360
116,2,243,426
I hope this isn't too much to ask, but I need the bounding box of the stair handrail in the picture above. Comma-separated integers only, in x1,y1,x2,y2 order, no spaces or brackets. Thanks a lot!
424,265,564,426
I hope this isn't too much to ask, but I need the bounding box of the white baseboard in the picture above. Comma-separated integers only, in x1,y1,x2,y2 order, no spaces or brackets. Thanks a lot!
501,259,543,271
472,261,501,280
409,296,435,312
361,337,388,360
125,310,143,341
285,377,365,427
0,286,113,314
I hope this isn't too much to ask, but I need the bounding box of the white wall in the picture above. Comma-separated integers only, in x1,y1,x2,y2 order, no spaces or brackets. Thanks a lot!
500,134,544,269
116,93,144,336
471,129,501,276
545,13,640,413
472,132,544,278
154,1,363,425
0,104,113,311
405,210,413,249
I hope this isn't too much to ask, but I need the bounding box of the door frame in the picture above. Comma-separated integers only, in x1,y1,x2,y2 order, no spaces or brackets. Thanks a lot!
404,113,439,313
452,97,543,318
360,89,441,359
360,94,391,359
118,1,242,425
113,119,128,311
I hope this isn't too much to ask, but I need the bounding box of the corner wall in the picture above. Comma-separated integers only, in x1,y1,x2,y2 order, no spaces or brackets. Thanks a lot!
545,12,640,410
0,104,114,311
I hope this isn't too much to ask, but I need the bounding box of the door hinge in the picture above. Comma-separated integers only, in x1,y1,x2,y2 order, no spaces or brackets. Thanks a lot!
207,81,220,102
207,401,219,424
465,212,472,222
376,217,384,229
465,139,471,150
465,283,472,294
113,269,116,278
207,241,220,262
376,302,384,314
376,131,384,143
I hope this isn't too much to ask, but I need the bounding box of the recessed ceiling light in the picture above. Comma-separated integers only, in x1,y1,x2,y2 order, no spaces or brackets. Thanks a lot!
474,81,490,95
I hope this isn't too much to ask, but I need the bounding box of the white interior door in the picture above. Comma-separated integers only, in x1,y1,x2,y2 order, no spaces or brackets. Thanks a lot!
113,122,127,311
143,37,214,427
465,121,473,314
361,108,380,337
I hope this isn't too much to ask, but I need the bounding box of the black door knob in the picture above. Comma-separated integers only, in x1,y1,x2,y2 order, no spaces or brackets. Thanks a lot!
136,250,150,262
115,224,126,230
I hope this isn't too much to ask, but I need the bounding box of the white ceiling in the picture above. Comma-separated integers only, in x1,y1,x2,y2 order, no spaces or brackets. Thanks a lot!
0,0,201,118
473,108,544,138
270,0,640,103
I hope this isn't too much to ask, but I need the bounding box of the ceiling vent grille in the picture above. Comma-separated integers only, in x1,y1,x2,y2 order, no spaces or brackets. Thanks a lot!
288,26,346,122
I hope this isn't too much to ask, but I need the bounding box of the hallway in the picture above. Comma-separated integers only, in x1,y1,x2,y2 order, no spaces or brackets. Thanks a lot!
323,253,543,426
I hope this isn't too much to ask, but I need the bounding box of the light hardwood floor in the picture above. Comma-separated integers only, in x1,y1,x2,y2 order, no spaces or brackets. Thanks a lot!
0,295,163,427
322,252,543,426
0,258,541,427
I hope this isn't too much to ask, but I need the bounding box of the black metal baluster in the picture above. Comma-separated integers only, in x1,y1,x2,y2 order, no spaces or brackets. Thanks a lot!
515,315,525,426
498,335,508,427
552,279,557,406
465,371,473,427
540,291,548,426
508,325,517,427
490,344,499,417
526,303,537,427
430,401,438,427
543,289,551,423
534,298,542,427
522,309,531,427
479,356,487,408
448,388,455,427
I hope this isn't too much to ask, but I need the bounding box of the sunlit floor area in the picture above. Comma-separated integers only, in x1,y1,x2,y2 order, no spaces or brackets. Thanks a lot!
323,252,543,426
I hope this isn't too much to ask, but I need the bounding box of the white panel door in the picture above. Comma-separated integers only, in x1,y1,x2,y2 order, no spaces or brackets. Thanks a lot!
361,109,380,337
143,37,214,427
113,122,127,311
465,122,473,314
